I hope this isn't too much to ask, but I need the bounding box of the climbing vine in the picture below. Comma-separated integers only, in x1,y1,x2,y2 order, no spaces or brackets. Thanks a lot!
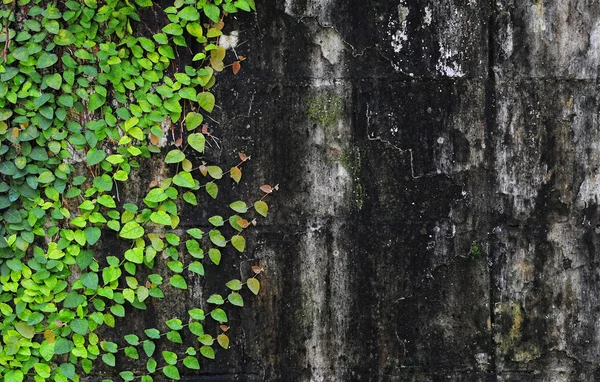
0,0,271,380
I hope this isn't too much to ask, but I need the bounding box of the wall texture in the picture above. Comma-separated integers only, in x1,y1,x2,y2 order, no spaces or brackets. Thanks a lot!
102,0,600,381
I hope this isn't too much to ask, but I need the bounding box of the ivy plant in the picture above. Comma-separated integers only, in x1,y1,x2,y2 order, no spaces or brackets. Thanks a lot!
0,0,271,380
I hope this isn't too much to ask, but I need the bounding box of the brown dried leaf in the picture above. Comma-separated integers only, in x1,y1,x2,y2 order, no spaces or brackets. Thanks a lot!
149,133,159,145
175,138,183,147
232,61,241,75
239,152,248,161
44,330,56,343
237,219,249,228
199,165,208,177
219,325,229,332
251,266,262,274
260,185,272,193
215,21,225,30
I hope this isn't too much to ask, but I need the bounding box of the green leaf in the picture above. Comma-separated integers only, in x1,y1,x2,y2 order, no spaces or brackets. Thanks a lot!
165,149,185,163
209,248,221,265
207,165,223,179
150,211,172,225
120,371,135,381
40,341,55,361
114,170,129,181
210,308,228,323
226,279,242,291
187,22,203,38
247,278,260,295
183,356,200,369
185,112,203,130
179,6,200,20
189,261,204,275
124,334,140,346
187,228,203,239
98,194,116,208
208,215,224,226
125,248,144,264
145,328,161,339
163,23,183,35
197,92,215,113
86,148,106,166
111,304,125,317
34,363,52,378
81,273,99,290
102,353,116,366
167,330,183,343
70,318,89,335
207,294,224,305
179,87,197,100
170,275,188,289
88,93,106,111
173,171,195,188
198,334,213,345
183,192,197,205
188,309,205,320
143,340,156,357
162,350,178,365
125,346,139,359
188,322,204,337
5,370,24,382
228,292,244,307
206,182,218,199
84,226,101,245
200,345,215,359
101,341,119,353
54,29,75,45
203,4,220,23
15,322,35,339
163,365,180,380
45,73,62,89
209,230,226,247
145,188,167,203
229,201,248,213
231,235,246,252
146,358,158,374
166,318,183,331
168,261,184,273
37,52,58,69
188,133,205,153
120,221,144,239
254,200,269,217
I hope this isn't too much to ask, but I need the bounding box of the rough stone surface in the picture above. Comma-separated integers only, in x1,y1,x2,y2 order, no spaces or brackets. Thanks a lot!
93,0,600,381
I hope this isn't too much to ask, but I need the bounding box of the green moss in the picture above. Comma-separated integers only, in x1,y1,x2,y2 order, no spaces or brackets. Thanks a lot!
513,343,540,363
470,242,482,259
306,93,343,127
495,300,541,363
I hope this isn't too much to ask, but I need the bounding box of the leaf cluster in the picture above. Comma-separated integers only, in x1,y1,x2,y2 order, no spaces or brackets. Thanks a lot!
0,0,268,381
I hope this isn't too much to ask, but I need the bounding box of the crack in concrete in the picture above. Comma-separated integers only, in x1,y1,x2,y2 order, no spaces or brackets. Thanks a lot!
284,11,376,61
365,103,450,180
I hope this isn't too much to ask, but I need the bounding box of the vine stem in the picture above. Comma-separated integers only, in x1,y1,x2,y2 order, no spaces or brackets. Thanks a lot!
2,0,15,63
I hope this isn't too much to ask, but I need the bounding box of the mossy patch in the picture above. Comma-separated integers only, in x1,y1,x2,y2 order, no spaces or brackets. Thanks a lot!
495,300,541,363
306,93,344,127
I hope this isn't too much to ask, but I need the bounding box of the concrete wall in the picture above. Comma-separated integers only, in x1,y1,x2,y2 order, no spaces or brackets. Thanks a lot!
107,1,600,380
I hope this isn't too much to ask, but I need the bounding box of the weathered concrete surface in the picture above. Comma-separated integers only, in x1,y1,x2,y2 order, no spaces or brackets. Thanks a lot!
95,0,600,381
